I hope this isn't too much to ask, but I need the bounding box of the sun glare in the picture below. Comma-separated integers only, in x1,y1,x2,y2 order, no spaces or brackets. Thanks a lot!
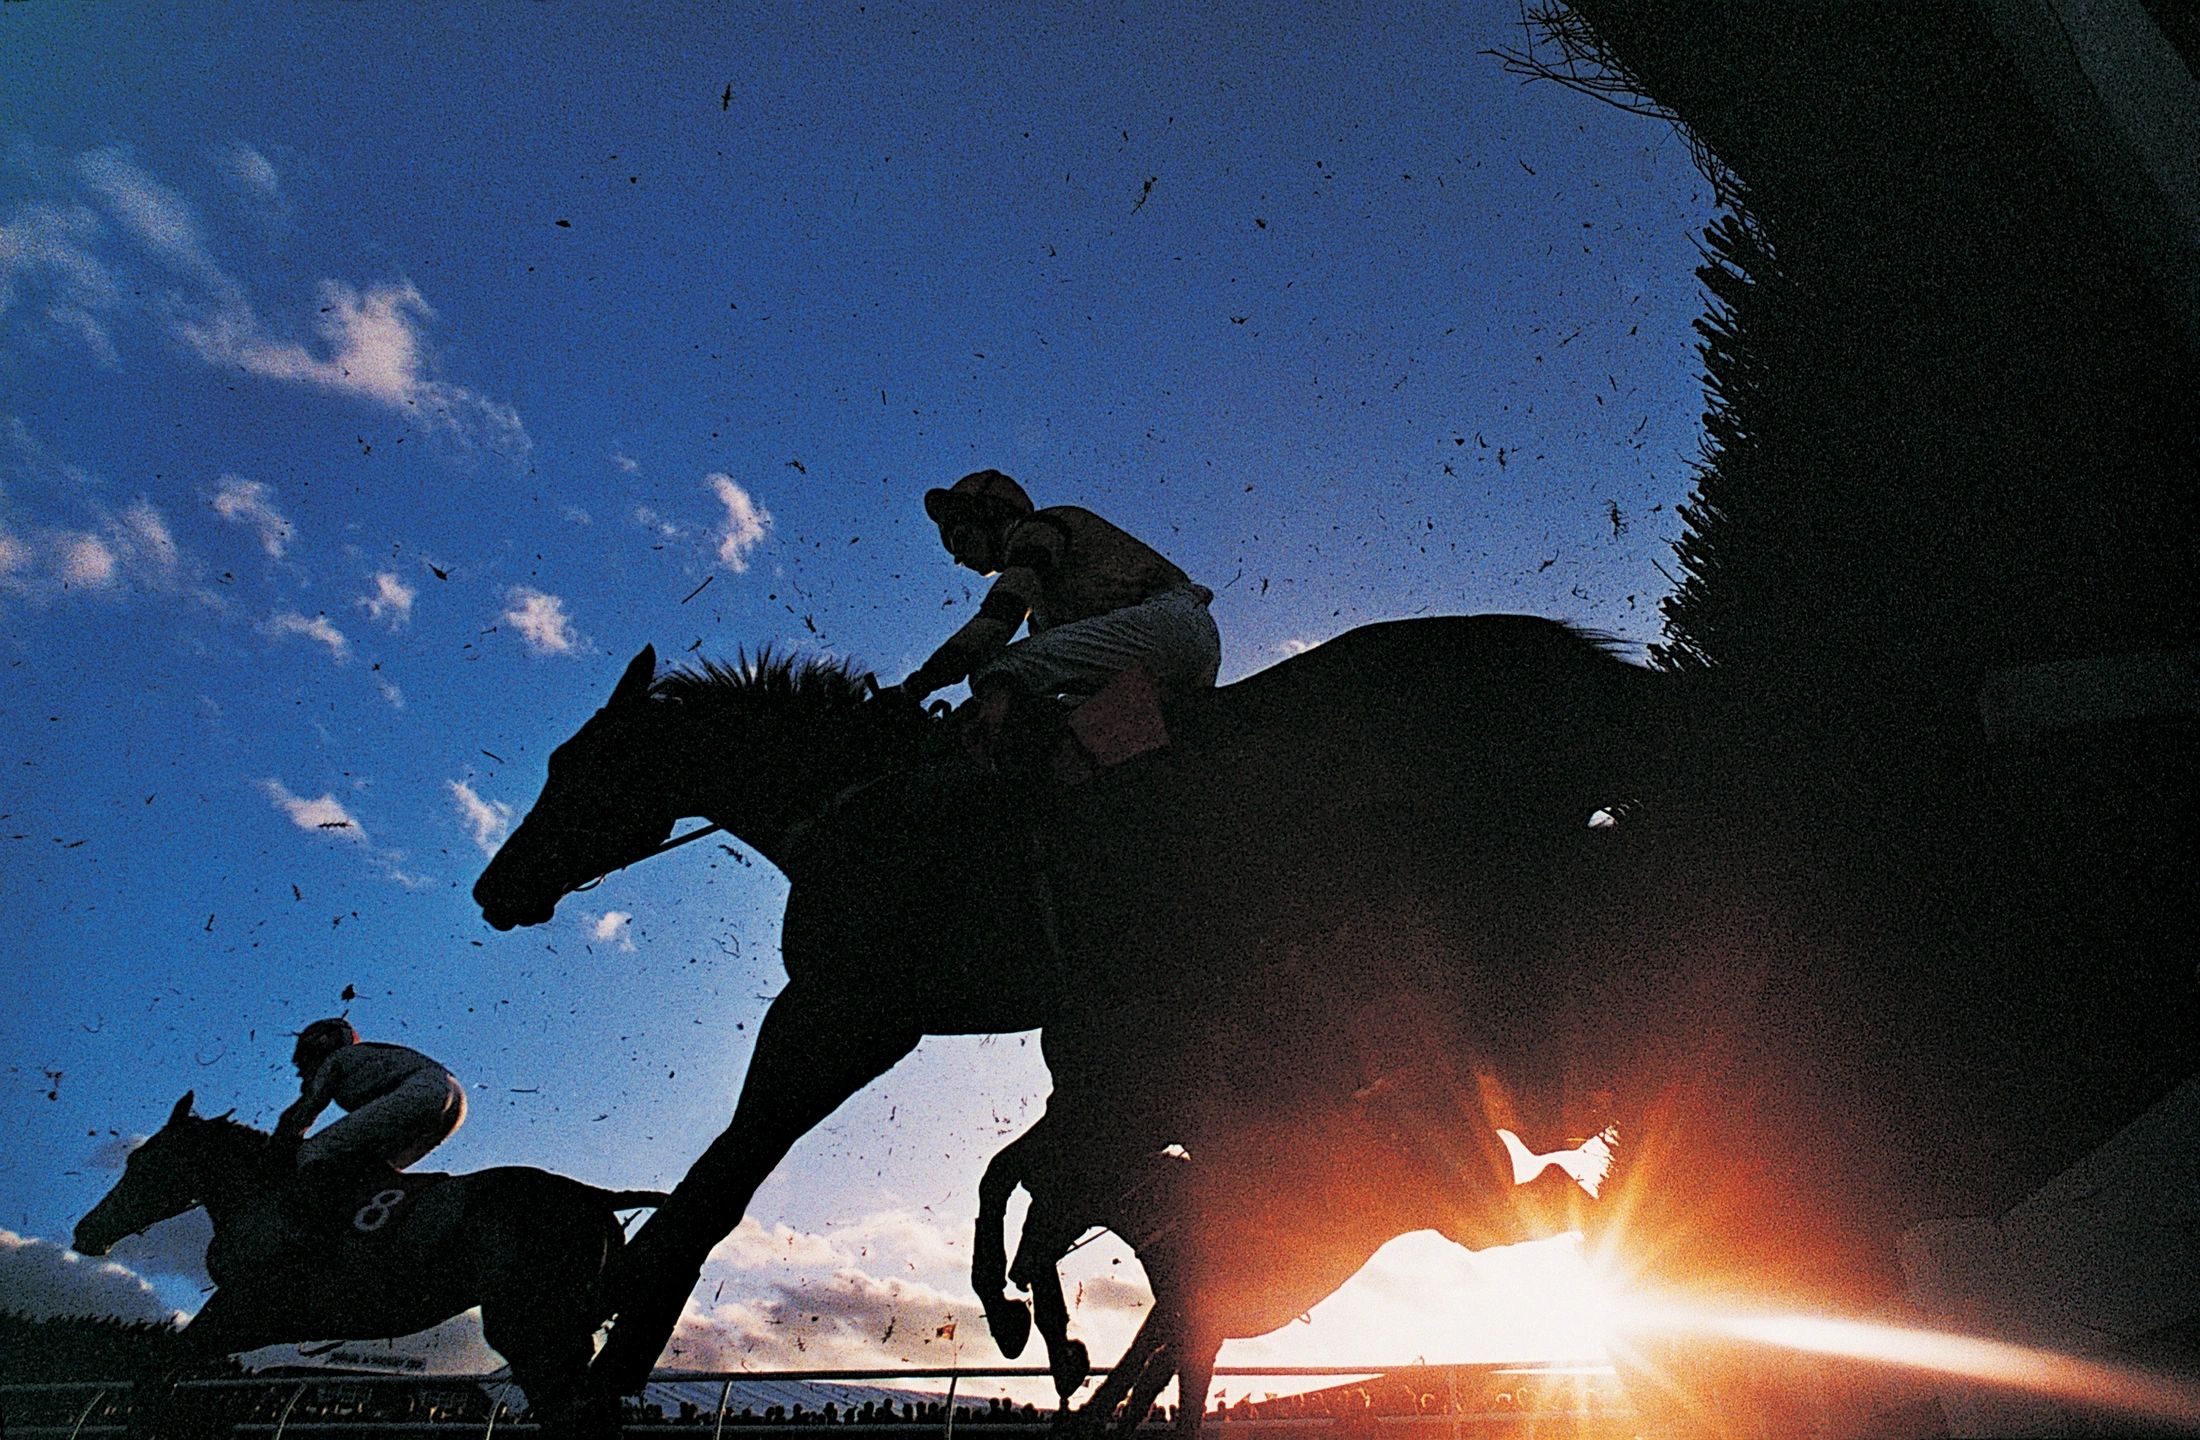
1599,1292,2200,1428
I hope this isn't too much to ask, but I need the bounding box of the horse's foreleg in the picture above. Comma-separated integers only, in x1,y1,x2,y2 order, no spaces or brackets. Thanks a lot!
128,1292,293,1439
1024,1244,1089,1406
595,979,921,1392
975,1127,1039,1359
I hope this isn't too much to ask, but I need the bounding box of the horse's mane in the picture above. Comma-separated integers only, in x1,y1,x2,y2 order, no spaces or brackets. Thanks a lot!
653,648,877,718
174,1110,277,1162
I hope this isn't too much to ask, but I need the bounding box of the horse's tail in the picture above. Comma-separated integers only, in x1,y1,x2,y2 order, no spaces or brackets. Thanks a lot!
602,1189,671,1209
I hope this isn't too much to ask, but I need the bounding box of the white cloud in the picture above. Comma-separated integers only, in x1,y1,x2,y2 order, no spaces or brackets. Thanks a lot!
0,201,126,365
447,780,513,855
378,680,405,710
3,149,528,459
562,505,592,525
709,474,771,571
360,570,415,627
0,1229,183,1325
265,609,350,661
76,148,224,286
590,911,637,953
504,587,579,655
611,451,640,473
211,473,293,556
0,429,211,606
632,505,679,538
220,142,282,201
261,779,366,842
665,1267,989,1374
1278,637,1319,657
59,533,117,587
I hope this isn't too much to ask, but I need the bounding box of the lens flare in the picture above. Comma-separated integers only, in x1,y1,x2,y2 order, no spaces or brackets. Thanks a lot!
1604,1291,2200,1428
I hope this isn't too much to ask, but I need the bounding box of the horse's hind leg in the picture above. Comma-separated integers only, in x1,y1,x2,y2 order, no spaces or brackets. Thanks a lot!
1169,1326,1219,1435
483,1306,606,1440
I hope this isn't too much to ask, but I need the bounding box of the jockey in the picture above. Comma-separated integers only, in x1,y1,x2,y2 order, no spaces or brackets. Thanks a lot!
274,1019,466,1236
881,470,1221,748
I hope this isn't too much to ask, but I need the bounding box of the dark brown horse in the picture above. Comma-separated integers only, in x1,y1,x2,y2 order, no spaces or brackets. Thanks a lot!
981,976,1619,1424
74,1092,664,1438
472,614,1670,1392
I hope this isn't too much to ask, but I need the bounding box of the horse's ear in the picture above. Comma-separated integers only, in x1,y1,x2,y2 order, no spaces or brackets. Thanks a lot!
610,646,658,709
169,1091,195,1125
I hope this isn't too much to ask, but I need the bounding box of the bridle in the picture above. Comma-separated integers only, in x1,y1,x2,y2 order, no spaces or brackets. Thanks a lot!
555,676,937,897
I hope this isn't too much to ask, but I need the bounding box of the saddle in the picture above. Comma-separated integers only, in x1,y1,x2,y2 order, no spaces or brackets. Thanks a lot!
953,665,1175,789
278,1163,455,1250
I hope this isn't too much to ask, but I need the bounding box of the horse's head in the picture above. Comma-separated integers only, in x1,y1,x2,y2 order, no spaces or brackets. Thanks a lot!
74,1091,206,1256
474,646,680,931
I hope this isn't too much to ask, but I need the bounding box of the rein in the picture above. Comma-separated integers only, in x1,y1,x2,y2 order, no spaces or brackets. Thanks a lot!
571,822,726,893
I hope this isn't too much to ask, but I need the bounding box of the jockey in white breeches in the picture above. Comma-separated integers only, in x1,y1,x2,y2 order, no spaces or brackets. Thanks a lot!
278,1019,466,1174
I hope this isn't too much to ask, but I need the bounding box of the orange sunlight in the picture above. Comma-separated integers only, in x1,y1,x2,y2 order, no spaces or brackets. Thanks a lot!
1601,1293,2200,1428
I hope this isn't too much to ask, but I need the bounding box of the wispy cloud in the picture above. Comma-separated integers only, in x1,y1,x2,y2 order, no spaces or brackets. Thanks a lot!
610,451,640,473
590,911,637,953
2,148,528,459
210,474,293,556
709,474,771,571
447,780,512,855
262,778,433,888
632,505,679,538
665,1210,1121,1377
261,779,366,841
504,586,580,655
219,142,282,203
264,609,350,662
0,456,199,604
360,570,415,627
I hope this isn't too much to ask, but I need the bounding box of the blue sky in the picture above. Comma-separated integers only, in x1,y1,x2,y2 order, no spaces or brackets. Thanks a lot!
2,0,1714,1385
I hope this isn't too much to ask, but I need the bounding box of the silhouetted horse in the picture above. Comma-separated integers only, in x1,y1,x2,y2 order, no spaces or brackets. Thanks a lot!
472,614,1670,1390
974,1014,1616,1431
74,1092,665,1438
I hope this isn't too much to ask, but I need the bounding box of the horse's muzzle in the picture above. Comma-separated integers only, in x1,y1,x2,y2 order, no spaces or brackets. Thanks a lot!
478,896,558,931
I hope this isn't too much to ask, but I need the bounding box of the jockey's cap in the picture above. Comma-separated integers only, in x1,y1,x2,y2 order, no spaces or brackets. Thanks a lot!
292,1017,358,1067
924,469,1033,526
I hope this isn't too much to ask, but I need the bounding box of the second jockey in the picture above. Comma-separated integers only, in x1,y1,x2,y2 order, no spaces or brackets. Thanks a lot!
274,1019,466,1238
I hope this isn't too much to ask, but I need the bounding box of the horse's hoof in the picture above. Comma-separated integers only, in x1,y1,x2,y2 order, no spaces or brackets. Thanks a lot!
1053,1338,1091,1397
984,1297,1033,1358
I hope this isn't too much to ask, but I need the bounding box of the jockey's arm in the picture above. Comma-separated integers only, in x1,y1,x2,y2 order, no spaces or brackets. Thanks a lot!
275,1094,326,1141
902,568,1039,699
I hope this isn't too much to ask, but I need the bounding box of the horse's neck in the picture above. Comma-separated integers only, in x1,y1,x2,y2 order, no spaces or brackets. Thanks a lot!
194,1128,279,1225
682,712,905,872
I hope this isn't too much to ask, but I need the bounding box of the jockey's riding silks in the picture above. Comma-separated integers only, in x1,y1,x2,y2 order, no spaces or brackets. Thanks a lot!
901,471,1220,705
287,1037,466,1172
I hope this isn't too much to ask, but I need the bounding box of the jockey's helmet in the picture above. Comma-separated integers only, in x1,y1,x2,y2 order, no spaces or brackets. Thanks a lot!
924,469,1033,528
292,1017,359,1072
